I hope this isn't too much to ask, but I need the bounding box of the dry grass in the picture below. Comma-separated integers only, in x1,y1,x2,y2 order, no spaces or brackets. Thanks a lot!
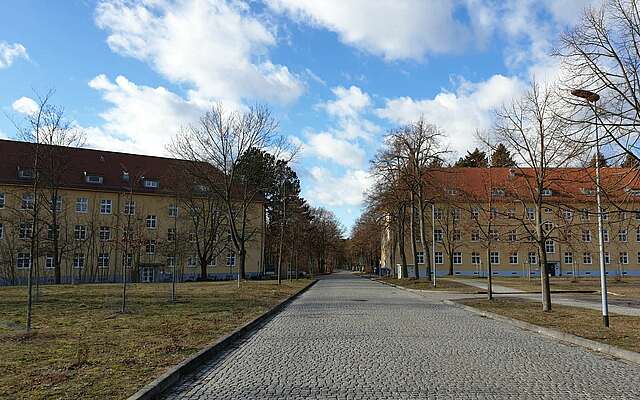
0,280,309,400
489,277,640,298
460,297,640,353
378,277,481,293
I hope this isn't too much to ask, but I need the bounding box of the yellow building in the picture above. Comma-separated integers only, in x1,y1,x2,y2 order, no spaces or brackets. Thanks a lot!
0,139,265,285
381,167,640,278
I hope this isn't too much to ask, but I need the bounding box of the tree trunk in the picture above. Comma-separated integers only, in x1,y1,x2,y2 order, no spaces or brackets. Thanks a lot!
409,193,419,279
417,193,431,280
536,204,552,311
398,206,408,279
239,246,246,280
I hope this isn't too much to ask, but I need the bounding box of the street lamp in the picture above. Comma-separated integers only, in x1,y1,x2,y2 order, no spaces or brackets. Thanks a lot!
571,88,609,328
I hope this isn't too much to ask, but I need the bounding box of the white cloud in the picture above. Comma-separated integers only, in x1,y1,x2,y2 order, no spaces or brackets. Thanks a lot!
305,167,372,207
11,96,39,115
303,132,366,168
376,74,525,157
87,74,205,155
317,85,380,141
95,0,304,105
266,0,487,61
0,41,28,69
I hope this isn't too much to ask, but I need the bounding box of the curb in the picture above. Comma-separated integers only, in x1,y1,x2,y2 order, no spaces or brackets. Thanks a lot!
444,299,640,365
127,279,319,400
371,277,483,296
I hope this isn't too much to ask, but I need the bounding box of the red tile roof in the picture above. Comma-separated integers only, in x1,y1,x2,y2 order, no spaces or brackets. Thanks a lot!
423,167,640,204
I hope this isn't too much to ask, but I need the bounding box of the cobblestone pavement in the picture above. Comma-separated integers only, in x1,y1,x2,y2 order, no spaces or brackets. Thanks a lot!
162,272,640,399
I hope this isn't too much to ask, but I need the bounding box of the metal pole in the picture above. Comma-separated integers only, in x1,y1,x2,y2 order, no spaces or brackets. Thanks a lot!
432,203,436,287
593,100,609,327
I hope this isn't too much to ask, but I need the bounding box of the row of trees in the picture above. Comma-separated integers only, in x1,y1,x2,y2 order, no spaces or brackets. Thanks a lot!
362,0,640,312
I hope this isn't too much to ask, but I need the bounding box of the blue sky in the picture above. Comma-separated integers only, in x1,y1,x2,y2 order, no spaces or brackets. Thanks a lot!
0,0,599,232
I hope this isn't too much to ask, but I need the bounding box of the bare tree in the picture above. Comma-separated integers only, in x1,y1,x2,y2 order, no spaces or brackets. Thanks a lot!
491,80,589,311
170,104,282,279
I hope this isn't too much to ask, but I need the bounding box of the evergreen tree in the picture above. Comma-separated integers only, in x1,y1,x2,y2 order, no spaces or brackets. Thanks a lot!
587,151,609,168
490,143,516,167
453,148,488,167
621,152,639,168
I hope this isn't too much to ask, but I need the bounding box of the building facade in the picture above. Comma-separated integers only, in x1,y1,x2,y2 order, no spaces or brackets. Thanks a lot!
381,167,640,278
0,139,265,285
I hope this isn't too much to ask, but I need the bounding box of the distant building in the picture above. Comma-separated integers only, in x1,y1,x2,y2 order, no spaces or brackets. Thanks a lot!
0,139,265,285
381,167,640,278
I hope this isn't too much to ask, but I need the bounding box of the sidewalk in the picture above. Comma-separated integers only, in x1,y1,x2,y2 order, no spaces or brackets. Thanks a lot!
455,278,640,317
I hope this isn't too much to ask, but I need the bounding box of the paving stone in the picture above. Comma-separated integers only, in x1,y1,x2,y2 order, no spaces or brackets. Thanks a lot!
161,272,640,399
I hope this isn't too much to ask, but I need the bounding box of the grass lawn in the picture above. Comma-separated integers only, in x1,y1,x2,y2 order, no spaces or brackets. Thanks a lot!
0,280,310,400
459,297,640,353
488,277,640,298
378,277,481,293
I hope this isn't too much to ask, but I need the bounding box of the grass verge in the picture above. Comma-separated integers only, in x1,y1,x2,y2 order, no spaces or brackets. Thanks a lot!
378,277,481,293
459,297,640,353
488,277,640,298
0,280,309,400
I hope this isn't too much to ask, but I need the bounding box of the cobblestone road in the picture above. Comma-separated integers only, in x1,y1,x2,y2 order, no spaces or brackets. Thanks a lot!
162,272,640,399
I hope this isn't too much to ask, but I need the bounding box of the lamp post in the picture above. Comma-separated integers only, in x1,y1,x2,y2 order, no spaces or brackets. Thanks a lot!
571,89,609,327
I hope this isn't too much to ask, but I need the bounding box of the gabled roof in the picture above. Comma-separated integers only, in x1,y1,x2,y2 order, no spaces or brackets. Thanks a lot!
423,167,640,204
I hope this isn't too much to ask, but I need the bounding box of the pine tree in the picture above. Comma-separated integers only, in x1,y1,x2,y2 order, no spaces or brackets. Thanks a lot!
621,152,639,168
491,143,516,167
453,148,488,167
587,151,609,168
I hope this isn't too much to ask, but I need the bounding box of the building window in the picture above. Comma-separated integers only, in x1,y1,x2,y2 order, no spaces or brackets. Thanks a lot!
583,252,592,264
187,256,196,268
167,256,176,267
562,209,573,220
226,252,236,267
508,230,517,242
416,251,424,264
98,253,110,268
453,252,462,265
544,207,552,214
602,210,609,221
143,179,159,189
0,223,3,240
85,174,104,184
124,201,136,215
490,207,498,218
507,208,515,219
620,252,629,265
146,240,156,255
100,199,112,214
582,230,591,242
637,252,640,264
0,192,5,208
19,223,32,240
471,252,481,265
47,224,59,240
471,230,480,242
542,221,553,232
580,208,590,220
45,255,55,270
471,207,479,219
165,228,176,242
619,229,628,242
74,197,87,213
16,253,31,269
489,229,499,241
51,196,63,213
635,209,640,220
21,193,34,210
99,226,111,241
509,252,518,265
74,225,87,240
434,229,443,242
526,208,535,220
452,230,461,241
603,252,610,264
619,211,627,221
146,215,157,229
603,229,609,242
434,208,443,220
541,188,553,196
636,227,640,242
564,252,573,264
169,204,178,217
434,251,443,264
122,253,133,268
492,188,505,197
528,251,537,265
545,239,556,253
189,232,197,242
73,253,85,269
490,251,500,264
451,208,461,221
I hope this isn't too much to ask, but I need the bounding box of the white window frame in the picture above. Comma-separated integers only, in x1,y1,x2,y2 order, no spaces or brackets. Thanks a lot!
226,252,236,267
146,215,157,229
146,240,156,255
124,200,136,215
0,192,4,209
471,230,480,242
73,253,85,269
167,227,176,241
471,252,481,265
74,225,87,241
16,252,31,269
528,251,537,265
509,252,518,265
545,239,556,253
452,252,462,265
434,228,443,242
100,199,112,214
0,223,3,240
604,252,611,265
620,252,629,265
434,251,443,265
21,193,34,210
169,204,178,217
98,253,110,268
99,226,111,241
582,230,591,242
619,229,628,242
416,251,424,265
583,252,592,264
76,197,88,213
490,251,500,265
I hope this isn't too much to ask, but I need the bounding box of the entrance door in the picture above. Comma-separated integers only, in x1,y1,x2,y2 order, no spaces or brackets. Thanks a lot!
546,262,560,277
141,267,154,283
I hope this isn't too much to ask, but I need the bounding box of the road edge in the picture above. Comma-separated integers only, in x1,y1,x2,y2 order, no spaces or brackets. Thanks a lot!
127,279,319,400
444,299,640,365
